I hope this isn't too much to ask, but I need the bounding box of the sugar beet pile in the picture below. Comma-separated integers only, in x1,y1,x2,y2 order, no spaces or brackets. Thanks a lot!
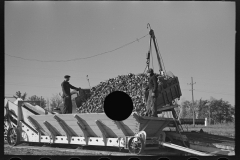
76,73,168,116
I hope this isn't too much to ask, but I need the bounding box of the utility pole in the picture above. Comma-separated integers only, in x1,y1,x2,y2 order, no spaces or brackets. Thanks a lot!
187,77,196,127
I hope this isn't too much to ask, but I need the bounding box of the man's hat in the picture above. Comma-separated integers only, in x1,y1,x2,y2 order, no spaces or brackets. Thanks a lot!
64,75,70,78
147,68,153,73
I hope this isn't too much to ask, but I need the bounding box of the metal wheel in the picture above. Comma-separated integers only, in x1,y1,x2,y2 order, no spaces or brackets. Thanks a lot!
4,120,9,143
4,107,8,119
128,137,145,154
7,127,21,146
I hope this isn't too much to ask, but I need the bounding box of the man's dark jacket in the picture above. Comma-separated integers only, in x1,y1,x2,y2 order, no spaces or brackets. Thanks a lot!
61,81,78,97
145,74,158,94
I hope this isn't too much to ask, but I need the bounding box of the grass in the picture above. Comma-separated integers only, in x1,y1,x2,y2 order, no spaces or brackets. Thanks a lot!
180,122,235,138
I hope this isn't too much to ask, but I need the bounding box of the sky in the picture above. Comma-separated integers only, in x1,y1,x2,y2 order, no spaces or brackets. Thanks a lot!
5,1,235,106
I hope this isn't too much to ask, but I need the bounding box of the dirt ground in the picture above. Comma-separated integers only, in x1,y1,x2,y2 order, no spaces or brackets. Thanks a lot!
4,142,183,156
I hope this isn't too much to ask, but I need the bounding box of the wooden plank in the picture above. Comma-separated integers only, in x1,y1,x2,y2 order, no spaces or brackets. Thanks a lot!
30,113,138,125
68,125,133,138
35,120,138,133
39,120,121,138
34,120,66,136
43,121,62,143
69,117,136,137
114,121,130,136
74,115,86,130
74,124,125,138
27,116,47,136
53,115,78,143
30,114,138,138
75,121,90,144
54,115,78,136
28,115,81,136
43,121,62,136
95,120,109,146
42,119,137,127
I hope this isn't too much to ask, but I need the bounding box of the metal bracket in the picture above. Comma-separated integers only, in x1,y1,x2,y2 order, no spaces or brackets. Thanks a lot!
74,115,90,145
43,121,62,144
27,116,48,142
114,121,129,136
53,115,77,144
95,120,109,146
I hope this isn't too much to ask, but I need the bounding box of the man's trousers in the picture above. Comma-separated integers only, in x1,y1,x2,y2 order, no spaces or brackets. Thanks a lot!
145,89,158,117
62,96,72,114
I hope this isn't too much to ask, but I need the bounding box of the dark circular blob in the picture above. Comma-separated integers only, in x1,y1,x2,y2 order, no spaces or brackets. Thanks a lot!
104,91,133,121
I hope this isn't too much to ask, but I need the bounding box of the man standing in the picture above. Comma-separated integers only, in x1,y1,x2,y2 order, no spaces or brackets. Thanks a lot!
61,75,79,114
144,68,158,117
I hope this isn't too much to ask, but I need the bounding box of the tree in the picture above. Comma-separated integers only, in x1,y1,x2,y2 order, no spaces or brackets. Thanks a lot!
181,100,192,118
181,98,234,124
27,95,47,108
197,99,209,119
13,91,27,100
206,98,234,124
50,93,63,109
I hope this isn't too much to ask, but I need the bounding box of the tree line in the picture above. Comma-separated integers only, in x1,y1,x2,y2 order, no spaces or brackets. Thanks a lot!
12,91,62,112
175,97,235,124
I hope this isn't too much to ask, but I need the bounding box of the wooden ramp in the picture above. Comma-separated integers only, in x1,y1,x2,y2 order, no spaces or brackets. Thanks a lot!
5,98,53,135
28,113,174,139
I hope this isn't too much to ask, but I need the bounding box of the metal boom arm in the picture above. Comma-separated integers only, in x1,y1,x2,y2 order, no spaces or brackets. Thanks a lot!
147,23,164,75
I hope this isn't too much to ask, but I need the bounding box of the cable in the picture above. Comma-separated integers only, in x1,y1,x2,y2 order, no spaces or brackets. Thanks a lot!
150,41,154,71
6,34,148,62
6,65,119,75
5,72,106,80
155,37,167,74
5,83,60,88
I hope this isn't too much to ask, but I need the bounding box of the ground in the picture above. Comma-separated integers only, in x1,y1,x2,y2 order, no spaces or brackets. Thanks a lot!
4,142,184,156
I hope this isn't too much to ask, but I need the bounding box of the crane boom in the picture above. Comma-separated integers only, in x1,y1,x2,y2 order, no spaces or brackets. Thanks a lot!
147,23,164,76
